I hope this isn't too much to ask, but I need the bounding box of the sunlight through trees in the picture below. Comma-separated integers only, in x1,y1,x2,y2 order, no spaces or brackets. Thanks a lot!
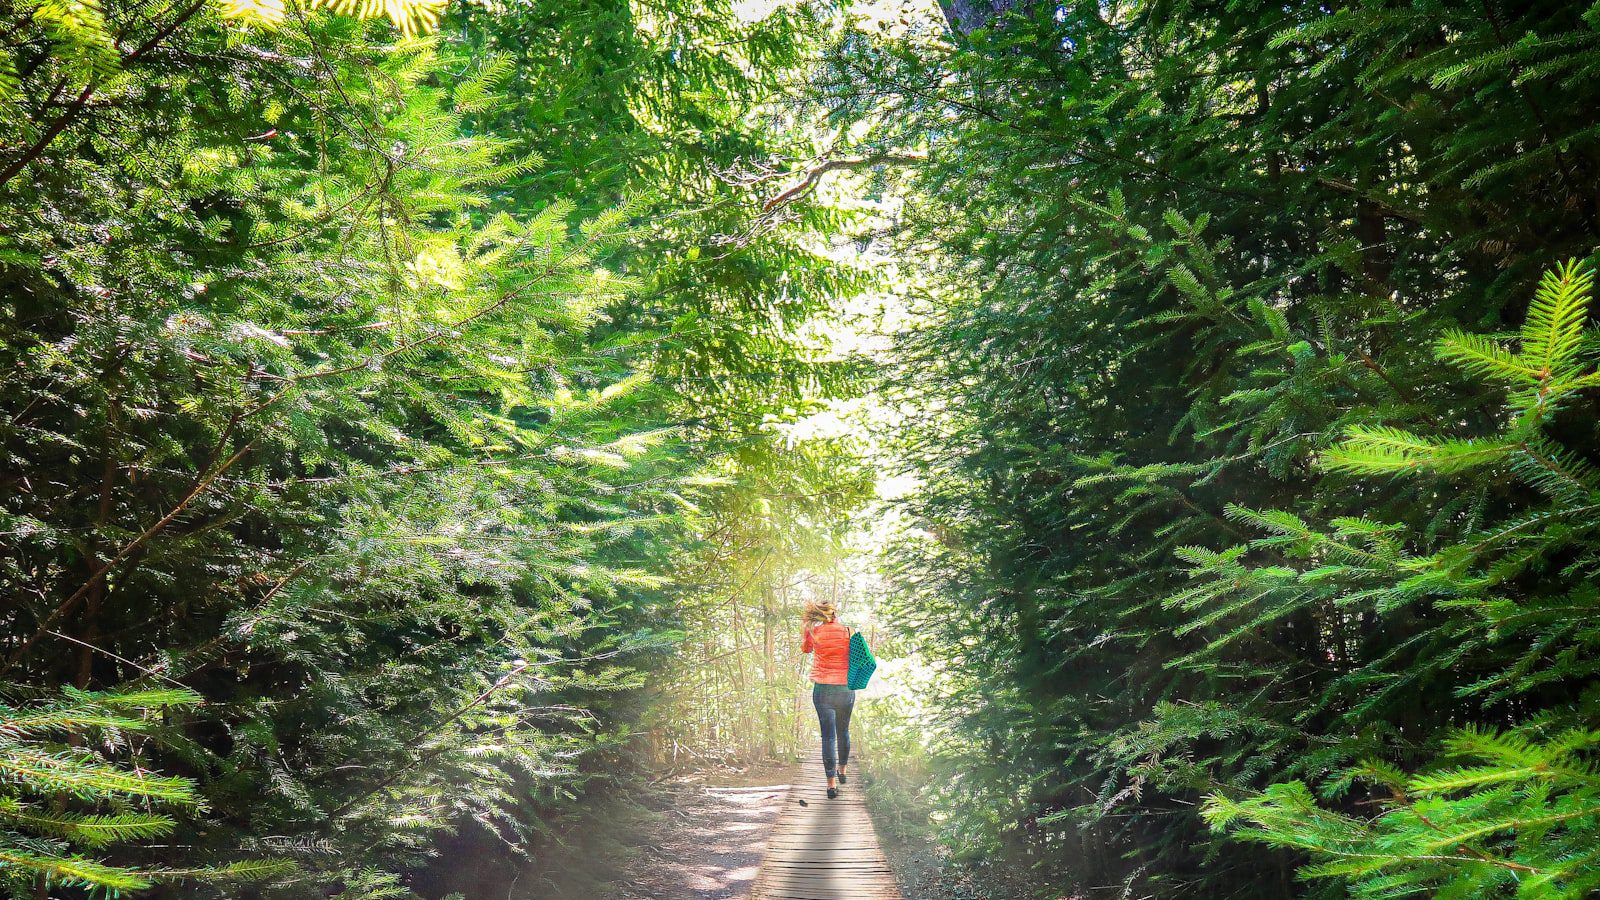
5,0,1600,898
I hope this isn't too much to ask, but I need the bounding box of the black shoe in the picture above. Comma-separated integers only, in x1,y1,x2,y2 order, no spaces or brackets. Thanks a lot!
837,772,847,784
827,787,838,799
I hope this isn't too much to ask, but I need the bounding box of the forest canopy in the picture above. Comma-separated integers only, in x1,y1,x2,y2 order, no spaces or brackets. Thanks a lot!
5,0,1600,898
840,1,1600,897
1,0,867,894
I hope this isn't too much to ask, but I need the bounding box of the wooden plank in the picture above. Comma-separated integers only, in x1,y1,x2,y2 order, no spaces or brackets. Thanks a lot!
749,747,903,900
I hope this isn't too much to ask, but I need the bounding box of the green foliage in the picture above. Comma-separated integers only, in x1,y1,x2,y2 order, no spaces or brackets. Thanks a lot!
1197,268,1600,897
450,0,877,771
1331,263,1600,476
1204,727,1600,898
458,0,870,424
0,689,284,895
0,0,863,894
823,0,1600,895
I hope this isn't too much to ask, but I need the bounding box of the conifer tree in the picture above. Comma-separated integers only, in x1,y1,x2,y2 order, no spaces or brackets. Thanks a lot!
1,0,865,895
1204,263,1600,897
822,0,1600,895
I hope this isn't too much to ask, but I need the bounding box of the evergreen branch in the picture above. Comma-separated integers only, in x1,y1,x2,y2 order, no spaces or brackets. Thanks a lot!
0,0,209,189
1,441,255,673
1323,426,1513,475
326,660,535,818
0,748,198,803
0,800,176,847
0,847,152,891
1435,331,1543,383
1520,259,1593,376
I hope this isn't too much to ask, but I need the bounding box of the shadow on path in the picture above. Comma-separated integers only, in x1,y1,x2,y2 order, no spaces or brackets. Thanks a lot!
616,767,792,899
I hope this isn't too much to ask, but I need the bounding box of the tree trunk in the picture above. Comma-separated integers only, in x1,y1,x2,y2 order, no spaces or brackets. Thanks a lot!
938,0,1031,35
762,586,776,758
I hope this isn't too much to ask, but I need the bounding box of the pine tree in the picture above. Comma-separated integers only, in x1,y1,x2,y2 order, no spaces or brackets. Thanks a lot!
822,0,1600,894
1199,263,1600,897
1,0,867,894
0,688,288,894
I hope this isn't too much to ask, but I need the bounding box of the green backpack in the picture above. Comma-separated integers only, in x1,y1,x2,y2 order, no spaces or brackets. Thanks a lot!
847,628,877,691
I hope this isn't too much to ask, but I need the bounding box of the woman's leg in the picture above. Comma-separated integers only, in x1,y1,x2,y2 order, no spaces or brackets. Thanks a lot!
813,687,838,779
835,690,855,774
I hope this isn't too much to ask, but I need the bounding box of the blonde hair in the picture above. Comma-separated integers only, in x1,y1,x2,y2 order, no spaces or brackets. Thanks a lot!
802,599,838,626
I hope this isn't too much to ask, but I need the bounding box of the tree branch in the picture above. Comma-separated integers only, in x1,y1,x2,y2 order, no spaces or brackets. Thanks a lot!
1315,177,1425,225
2,441,254,673
0,0,209,190
762,151,927,212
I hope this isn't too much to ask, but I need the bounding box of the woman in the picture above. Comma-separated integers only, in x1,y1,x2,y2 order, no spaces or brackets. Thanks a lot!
800,599,854,799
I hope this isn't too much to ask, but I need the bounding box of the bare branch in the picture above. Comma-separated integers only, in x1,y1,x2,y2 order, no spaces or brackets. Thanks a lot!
761,150,927,212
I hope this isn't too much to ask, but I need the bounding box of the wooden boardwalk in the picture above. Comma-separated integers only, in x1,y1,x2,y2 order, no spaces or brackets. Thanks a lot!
749,749,903,900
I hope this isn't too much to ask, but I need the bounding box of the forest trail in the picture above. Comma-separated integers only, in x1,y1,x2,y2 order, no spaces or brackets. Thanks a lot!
750,749,903,900
615,766,789,900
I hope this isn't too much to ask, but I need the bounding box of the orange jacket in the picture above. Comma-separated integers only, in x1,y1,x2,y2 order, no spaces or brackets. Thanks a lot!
802,621,851,685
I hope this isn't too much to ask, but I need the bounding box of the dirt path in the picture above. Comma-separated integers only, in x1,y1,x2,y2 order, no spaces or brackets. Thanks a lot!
615,765,793,900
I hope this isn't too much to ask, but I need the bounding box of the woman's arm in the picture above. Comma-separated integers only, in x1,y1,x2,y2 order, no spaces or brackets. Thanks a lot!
801,625,815,654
